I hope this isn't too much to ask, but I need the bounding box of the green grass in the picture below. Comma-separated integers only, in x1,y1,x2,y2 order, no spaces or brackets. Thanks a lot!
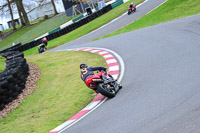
0,23,43,51
0,56,5,73
96,0,200,40
0,51,107,133
0,13,72,51
23,0,144,56
1,25,22,33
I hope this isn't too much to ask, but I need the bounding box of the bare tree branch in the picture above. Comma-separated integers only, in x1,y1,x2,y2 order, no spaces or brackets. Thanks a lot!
7,0,16,30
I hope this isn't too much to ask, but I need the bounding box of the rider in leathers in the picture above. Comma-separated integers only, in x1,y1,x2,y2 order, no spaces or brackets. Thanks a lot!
80,63,106,92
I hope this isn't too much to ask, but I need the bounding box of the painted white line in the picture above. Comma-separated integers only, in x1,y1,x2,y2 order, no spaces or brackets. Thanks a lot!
82,101,101,110
89,47,125,82
58,97,108,133
49,47,125,133
51,120,75,132
146,0,167,15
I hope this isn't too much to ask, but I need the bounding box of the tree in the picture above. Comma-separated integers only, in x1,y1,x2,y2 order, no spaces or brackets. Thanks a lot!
51,0,58,16
15,0,25,26
0,0,30,29
17,0,30,26
7,0,16,30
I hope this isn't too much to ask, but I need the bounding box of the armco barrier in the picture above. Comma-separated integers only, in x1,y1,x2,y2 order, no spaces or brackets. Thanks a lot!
0,51,29,111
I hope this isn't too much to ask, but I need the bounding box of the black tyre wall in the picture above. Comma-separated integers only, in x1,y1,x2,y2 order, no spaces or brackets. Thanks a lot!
0,51,29,111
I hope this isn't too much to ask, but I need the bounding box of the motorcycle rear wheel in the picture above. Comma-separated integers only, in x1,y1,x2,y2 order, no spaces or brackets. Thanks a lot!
97,83,115,98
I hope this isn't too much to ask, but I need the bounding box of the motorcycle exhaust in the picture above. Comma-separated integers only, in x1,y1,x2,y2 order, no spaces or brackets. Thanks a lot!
92,79,103,83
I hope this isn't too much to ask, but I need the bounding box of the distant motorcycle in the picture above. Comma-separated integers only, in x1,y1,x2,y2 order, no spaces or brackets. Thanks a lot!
38,43,46,54
38,37,48,54
128,5,136,15
85,70,122,98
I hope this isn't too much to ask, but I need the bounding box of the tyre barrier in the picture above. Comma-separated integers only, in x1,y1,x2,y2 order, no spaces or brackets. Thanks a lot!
0,51,29,111
0,4,113,54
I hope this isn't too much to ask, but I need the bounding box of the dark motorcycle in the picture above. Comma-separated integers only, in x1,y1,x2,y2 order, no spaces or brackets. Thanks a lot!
85,70,122,98
38,43,46,54
128,5,136,15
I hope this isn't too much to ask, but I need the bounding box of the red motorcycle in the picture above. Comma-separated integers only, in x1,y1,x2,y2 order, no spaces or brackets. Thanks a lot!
128,5,136,15
85,71,122,98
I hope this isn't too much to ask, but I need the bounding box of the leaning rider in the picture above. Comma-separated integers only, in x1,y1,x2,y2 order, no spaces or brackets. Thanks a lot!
41,37,48,50
80,63,106,92
130,2,135,8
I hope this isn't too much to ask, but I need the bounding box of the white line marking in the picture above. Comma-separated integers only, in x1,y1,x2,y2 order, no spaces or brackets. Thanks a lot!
52,120,75,132
59,98,107,133
83,101,101,110
57,47,125,133
146,0,167,15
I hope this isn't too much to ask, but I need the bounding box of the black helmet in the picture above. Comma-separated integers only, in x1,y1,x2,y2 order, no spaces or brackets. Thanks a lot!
80,63,87,69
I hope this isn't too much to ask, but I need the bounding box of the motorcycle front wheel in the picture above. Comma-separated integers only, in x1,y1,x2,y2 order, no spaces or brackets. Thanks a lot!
97,83,115,98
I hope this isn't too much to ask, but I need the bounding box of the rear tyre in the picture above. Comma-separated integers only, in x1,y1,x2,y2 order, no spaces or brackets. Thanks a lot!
97,83,115,98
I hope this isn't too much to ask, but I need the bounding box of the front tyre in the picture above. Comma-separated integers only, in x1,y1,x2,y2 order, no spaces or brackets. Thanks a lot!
128,10,131,15
97,83,115,98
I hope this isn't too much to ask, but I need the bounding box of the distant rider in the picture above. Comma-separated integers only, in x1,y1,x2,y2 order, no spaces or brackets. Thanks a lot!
129,2,135,8
41,37,48,50
38,37,48,53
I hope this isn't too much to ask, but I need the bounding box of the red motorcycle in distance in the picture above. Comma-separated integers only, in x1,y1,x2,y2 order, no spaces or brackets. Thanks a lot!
128,5,136,15
85,70,122,98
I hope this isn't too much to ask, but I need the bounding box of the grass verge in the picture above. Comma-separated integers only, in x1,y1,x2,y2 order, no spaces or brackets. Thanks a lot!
0,56,6,73
23,0,144,56
0,14,72,51
96,0,200,40
0,51,107,133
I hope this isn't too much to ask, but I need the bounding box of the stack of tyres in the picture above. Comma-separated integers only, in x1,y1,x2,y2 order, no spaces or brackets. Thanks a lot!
0,43,22,54
0,51,29,111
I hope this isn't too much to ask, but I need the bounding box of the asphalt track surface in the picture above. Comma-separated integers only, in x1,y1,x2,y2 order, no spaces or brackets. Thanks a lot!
48,0,167,52
48,0,200,132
